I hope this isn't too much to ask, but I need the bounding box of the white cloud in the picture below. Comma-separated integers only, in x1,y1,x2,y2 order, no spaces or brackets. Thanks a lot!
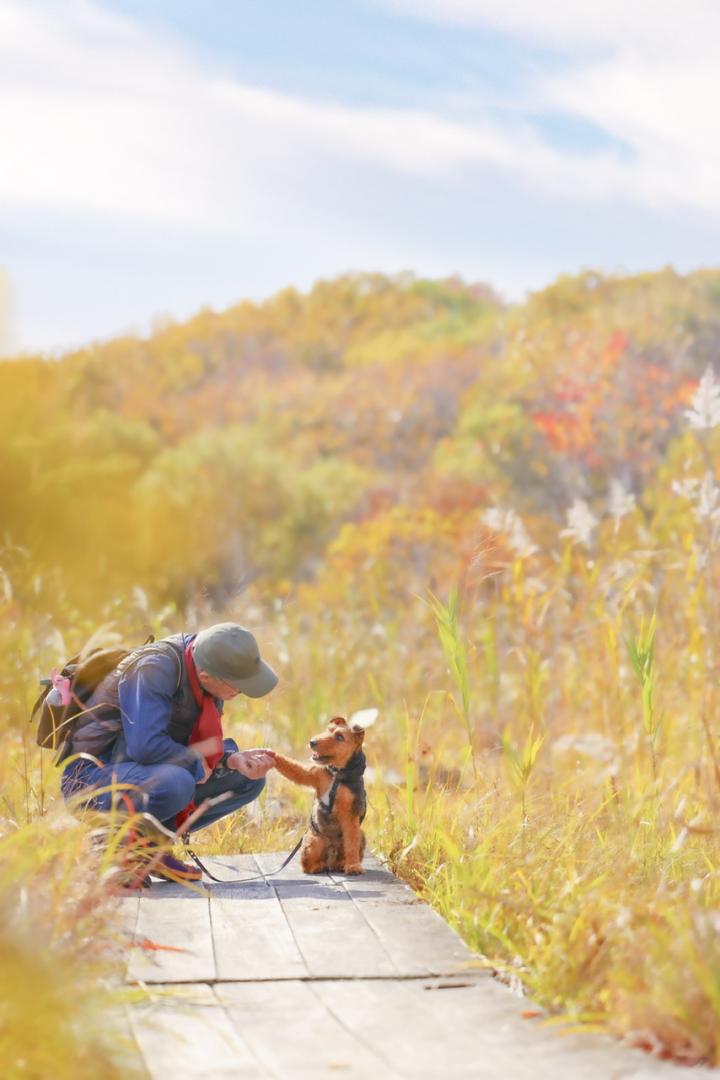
383,0,720,51
543,54,720,212
3,0,720,353
2,0,719,242
0,0,263,228
4,0,513,229
383,0,720,212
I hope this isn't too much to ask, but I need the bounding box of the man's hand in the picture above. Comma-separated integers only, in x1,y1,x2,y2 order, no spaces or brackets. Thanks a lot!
192,737,223,783
227,748,276,780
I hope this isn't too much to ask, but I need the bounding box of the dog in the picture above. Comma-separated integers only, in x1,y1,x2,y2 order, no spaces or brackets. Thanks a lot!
270,716,367,875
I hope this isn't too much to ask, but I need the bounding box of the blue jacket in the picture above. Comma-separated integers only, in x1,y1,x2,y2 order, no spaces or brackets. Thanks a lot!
68,633,223,783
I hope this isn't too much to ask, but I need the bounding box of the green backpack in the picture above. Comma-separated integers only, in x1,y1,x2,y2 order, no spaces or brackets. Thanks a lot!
31,638,153,756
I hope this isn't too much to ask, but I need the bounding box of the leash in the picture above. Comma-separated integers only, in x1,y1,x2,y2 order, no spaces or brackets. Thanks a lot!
181,833,305,885
164,790,307,884
127,790,333,888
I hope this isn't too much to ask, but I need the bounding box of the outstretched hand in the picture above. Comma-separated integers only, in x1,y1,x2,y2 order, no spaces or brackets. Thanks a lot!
227,748,276,779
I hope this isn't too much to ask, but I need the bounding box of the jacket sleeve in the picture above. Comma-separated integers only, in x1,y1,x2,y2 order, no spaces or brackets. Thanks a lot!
118,655,205,781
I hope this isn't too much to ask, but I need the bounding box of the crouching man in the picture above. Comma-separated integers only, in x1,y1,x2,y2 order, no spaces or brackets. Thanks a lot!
60,622,278,883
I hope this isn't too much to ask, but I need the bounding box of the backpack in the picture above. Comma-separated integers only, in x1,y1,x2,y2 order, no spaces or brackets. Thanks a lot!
30,636,155,757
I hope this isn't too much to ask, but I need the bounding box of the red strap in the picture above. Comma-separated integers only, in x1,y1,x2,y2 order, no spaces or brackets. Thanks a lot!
174,641,225,830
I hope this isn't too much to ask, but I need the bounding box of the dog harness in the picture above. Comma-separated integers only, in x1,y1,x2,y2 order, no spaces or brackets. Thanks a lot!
310,749,367,833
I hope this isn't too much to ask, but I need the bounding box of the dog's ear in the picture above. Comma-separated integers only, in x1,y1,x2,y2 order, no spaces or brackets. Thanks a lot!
349,708,378,730
350,724,365,741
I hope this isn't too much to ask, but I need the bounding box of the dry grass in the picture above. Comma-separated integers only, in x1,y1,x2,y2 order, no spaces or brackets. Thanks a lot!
0,749,143,1078
5,462,720,1070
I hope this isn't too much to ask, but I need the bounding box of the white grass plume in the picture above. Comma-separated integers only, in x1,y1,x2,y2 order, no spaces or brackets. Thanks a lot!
685,366,720,430
561,498,598,546
482,506,538,558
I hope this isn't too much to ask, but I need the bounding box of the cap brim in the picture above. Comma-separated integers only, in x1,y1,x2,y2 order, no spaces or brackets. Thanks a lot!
227,659,278,698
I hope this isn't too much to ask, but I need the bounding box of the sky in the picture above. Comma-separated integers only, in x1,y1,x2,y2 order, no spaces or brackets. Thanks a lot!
1,0,719,355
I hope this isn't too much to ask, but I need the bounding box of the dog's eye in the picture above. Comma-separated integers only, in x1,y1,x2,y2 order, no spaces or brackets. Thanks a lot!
334,733,345,741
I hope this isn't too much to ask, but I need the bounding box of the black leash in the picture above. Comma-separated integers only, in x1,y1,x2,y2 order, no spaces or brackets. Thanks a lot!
137,794,307,886
182,834,306,885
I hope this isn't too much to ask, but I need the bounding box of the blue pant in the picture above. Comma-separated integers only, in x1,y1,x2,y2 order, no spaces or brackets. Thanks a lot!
61,739,265,833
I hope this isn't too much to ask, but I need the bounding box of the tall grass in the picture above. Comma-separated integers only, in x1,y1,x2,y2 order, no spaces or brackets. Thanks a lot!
0,747,142,1078
6,427,720,1070
626,612,660,779
425,588,477,778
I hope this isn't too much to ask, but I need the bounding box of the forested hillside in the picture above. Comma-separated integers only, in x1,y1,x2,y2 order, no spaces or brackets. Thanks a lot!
3,267,719,613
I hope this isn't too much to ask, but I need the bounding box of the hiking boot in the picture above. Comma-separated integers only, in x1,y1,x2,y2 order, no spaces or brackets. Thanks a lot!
99,814,203,889
148,849,202,884
110,845,201,888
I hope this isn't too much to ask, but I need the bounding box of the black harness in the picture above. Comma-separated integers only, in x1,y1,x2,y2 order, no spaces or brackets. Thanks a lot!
309,749,367,834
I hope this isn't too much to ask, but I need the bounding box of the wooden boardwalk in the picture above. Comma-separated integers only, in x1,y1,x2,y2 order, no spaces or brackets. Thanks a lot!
120,853,704,1079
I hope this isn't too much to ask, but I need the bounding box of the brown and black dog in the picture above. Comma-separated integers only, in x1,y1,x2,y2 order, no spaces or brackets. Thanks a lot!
270,717,367,875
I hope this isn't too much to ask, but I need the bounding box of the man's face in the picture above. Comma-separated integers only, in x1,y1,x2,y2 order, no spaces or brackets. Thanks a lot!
196,670,242,700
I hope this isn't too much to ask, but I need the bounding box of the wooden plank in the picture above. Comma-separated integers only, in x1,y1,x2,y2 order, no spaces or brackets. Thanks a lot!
128,983,268,1078
127,888,215,984
338,888,476,976
309,979,699,1080
114,1000,149,1079
253,849,331,885
266,847,422,905
310,977,524,1080
255,853,399,978
129,977,701,1080
357,852,389,872
216,979,403,1079
204,855,309,981
327,851,478,975
115,894,141,934
195,852,264,886
257,850,473,977
329,864,425,905
122,851,701,1080
114,895,141,980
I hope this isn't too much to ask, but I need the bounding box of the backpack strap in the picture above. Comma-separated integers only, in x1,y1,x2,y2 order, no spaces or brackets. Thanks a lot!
116,638,184,694
154,639,184,695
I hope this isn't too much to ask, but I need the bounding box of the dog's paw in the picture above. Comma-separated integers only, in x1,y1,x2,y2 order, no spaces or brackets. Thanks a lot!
344,863,364,876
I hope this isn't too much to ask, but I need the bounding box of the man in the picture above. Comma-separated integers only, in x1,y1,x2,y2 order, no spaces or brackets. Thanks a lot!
61,622,277,883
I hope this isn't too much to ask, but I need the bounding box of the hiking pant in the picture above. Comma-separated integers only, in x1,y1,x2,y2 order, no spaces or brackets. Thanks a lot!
60,738,264,832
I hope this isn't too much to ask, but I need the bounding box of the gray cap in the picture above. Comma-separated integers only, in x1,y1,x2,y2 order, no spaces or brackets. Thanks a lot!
192,623,278,698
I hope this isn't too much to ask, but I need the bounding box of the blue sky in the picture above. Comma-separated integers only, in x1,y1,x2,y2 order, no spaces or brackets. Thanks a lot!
1,0,719,354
